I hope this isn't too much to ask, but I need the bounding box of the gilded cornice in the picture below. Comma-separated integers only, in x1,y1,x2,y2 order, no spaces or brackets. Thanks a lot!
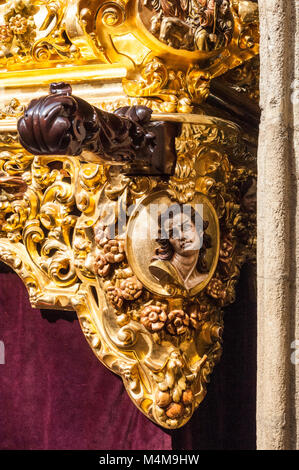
0,0,259,111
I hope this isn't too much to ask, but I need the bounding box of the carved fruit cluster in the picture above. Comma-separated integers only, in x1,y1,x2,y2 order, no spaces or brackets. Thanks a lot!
140,303,168,333
120,276,143,301
206,277,227,300
9,14,28,34
104,275,143,310
153,352,195,427
94,239,125,277
0,25,13,44
140,302,213,336
155,388,194,420
0,1,36,56
105,284,123,309
167,309,190,335
189,303,212,330
219,233,234,263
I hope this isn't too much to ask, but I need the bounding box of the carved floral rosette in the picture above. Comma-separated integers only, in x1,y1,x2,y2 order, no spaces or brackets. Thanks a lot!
0,111,256,428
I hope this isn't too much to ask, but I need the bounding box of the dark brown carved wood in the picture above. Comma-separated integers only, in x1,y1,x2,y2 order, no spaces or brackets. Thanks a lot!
17,82,179,176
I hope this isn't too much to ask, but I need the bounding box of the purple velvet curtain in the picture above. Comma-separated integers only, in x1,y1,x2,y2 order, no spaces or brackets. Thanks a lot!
0,272,171,450
0,265,256,450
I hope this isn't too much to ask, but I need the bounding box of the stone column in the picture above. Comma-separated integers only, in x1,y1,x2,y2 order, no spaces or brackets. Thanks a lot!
257,0,299,449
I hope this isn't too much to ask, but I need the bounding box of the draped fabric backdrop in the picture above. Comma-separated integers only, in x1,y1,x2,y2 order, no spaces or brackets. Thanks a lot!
0,265,256,450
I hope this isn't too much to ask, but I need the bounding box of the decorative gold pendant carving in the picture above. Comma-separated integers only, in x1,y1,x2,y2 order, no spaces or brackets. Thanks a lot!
0,0,258,430
0,111,256,428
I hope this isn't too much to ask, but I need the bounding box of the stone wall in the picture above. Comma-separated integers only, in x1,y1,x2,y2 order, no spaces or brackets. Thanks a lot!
257,0,299,449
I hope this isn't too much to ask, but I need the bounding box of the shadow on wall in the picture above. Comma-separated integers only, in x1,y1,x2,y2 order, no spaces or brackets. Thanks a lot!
171,263,257,450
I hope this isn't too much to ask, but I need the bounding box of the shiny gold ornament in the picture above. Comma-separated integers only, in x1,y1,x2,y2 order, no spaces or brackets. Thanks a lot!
0,112,256,428
0,0,258,111
0,0,258,429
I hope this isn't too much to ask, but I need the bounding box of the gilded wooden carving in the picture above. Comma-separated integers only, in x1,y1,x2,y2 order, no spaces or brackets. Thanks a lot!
0,0,258,429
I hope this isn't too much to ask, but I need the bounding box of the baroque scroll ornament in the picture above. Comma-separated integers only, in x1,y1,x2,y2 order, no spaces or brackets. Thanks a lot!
0,0,258,430
0,80,256,428
0,0,258,110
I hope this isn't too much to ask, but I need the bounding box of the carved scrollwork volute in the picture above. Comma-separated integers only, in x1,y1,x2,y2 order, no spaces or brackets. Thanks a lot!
0,0,258,430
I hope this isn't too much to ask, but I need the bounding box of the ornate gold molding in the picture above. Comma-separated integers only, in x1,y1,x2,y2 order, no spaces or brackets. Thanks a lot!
0,0,258,429
0,110,256,428
0,0,258,111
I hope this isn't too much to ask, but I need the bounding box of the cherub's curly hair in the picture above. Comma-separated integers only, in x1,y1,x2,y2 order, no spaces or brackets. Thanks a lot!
216,0,231,7
153,204,212,273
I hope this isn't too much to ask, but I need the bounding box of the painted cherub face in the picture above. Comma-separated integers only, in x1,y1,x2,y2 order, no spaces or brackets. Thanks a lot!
242,179,257,213
164,212,202,257
219,0,230,16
